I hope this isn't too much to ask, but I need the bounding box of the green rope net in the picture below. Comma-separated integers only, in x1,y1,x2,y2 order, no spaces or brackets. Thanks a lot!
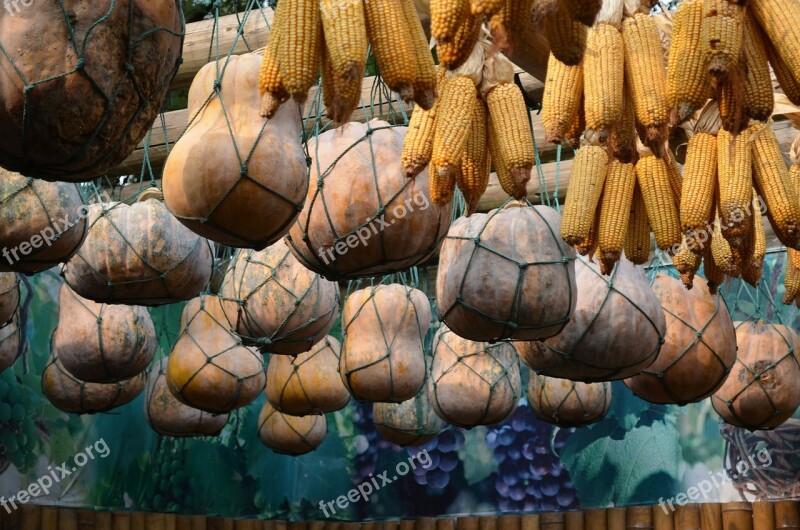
373,373,446,447
257,400,328,456
527,374,612,428
0,1,185,180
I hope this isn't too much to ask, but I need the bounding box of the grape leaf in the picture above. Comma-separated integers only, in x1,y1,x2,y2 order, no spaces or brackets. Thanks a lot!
459,426,497,485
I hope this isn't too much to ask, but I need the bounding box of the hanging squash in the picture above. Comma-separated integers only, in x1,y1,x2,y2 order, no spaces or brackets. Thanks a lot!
625,274,737,404
436,202,577,342
167,296,266,414
0,313,20,372
340,285,430,403
0,171,87,274
52,284,156,383
430,325,521,428
257,400,327,456
220,239,339,355
516,255,666,382
0,1,183,181
0,273,18,325
373,376,446,447
527,373,612,427
42,355,145,414
163,55,308,250
144,359,229,438
62,200,213,306
286,120,450,280
712,321,800,431
266,336,350,416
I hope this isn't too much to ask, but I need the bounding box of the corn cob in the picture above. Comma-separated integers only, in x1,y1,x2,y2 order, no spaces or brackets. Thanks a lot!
741,15,774,122
542,2,587,66
429,159,458,206
564,98,586,150
575,209,600,257
765,38,800,106
667,0,710,125
680,132,717,254
486,83,535,198
492,0,536,54
278,0,322,102
742,211,766,286
730,205,754,275
598,160,636,274
471,0,504,16
321,43,335,113
609,93,637,163
542,53,584,145
783,252,800,305
750,0,800,96
665,152,683,209
710,215,737,275
701,0,745,79
584,23,624,143
488,118,524,199
319,0,367,84
259,0,290,117
458,97,491,216
622,14,669,154
364,0,417,102
560,0,601,26
562,146,609,247
402,104,438,179
636,155,682,252
702,240,726,295
431,0,469,42
437,12,482,70
750,123,800,250
673,236,702,289
624,182,651,265
716,128,753,248
716,70,747,134
401,0,438,110
432,76,478,181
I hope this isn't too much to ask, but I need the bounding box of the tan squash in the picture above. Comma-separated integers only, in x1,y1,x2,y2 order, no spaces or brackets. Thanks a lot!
340,285,430,403
0,171,87,274
527,373,612,427
0,1,183,180
62,200,213,305
516,255,666,382
286,120,450,280
167,296,265,414
144,359,229,437
266,336,350,416
0,313,20,372
52,283,156,383
373,376,446,447
625,274,737,404
220,239,339,355
257,400,327,456
436,202,577,342
42,355,145,414
712,321,800,430
163,55,308,249
0,273,19,325
430,325,521,427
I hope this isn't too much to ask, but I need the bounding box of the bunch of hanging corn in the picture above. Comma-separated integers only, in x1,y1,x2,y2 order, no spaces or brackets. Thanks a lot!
783,136,800,305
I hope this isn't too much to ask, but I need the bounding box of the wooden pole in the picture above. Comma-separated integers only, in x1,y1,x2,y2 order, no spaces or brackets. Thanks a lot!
42,507,59,530
627,507,653,529
585,510,607,530
19,505,40,530
540,513,565,530
437,518,456,530
752,503,775,530
478,516,497,530
565,511,584,530
520,514,540,530
674,505,701,530
130,512,145,530
774,501,800,529
57,509,77,530
498,514,520,530
608,509,627,530
721,502,753,530
457,517,479,530
700,505,722,530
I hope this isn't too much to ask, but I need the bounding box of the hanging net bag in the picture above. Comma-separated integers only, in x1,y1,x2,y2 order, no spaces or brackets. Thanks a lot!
527,372,612,428
257,400,328,456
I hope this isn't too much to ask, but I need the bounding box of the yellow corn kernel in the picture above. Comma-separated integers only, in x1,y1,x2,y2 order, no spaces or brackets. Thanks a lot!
471,0,504,16
673,236,703,290
636,155,682,252
710,216,737,275
716,128,753,248
680,132,717,254
488,119,523,199
742,211,766,286
564,97,586,150
742,14,774,122
701,241,726,295
432,76,478,181
259,1,290,117
278,0,322,101
560,0,601,26
542,53,584,145
598,160,636,274
783,251,800,305
458,97,490,216
402,105,438,179
562,146,609,247
431,0,468,42
584,23,624,142
750,0,800,96
364,0,417,102
667,0,710,125
701,0,745,78
437,12,482,70
716,72,747,135
765,38,800,106
624,183,651,265
429,159,457,207
575,209,600,258
665,152,683,209
401,0,438,110
542,2,587,66
493,0,536,54
486,83,535,198
609,93,636,164
319,0,367,84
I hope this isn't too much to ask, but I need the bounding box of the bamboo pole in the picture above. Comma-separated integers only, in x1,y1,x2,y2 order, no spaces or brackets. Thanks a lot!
479,516,497,530
96,512,113,529
146,513,167,530
130,512,145,530
418,517,437,530
457,517,480,530
520,514,540,530
627,507,653,529
498,514,521,530
289,522,308,530
42,507,59,530
384,521,400,530
234,521,258,530
752,503,774,530
112,512,131,530
585,509,608,530
57,509,77,530
191,515,207,530
674,505,701,530
19,505,41,530
76,509,96,530
775,501,800,529
540,513,565,530
700,505,721,530
176,515,194,530
653,506,674,530
437,518,456,530
565,511,584,530
608,509,627,530
308,521,326,530
721,502,753,530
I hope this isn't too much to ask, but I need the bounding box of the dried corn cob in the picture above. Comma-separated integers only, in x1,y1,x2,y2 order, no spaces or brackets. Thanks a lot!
542,53,584,145
636,155,682,252
784,252,800,305
562,146,609,247
741,15,774,122
667,0,710,125
320,0,367,83
560,0,601,26
765,38,800,106
486,83,535,198
432,0,469,42
575,209,600,257
493,0,536,54
471,0,504,16
364,0,417,102
665,152,683,209
318,31,362,123
701,0,745,78
673,236,702,289
584,23,624,142
710,215,738,275
742,210,766,286
402,104,438,179
401,0,438,110
681,132,718,254
488,118,524,199
542,2,587,66
459,97,491,216
279,0,322,102
717,127,753,247
437,12,482,70
750,0,800,94
564,98,586,150
259,0,290,117
609,94,637,163
716,70,747,134
429,159,458,206
598,160,636,274
702,240,726,295
624,182,651,265
622,13,669,154
432,76,478,180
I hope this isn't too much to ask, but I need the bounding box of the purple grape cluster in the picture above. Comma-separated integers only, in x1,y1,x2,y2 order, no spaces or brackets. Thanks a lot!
352,402,402,483
486,404,580,512
405,428,465,489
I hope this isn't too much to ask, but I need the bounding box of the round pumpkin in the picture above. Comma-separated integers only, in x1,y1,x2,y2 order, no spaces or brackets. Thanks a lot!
0,313,20,372
144,359,229,438
52,283,156,383
0,171,87,274
62,200,213,305
286,120,450,280
0,273,19,325
220,239,339,355
527,373,612,427
516,255,666,382
42,355,145,414
373,376,446,446
430,325,521,427
167,296,266,414
266,336,350,416
436,202,577,342
712,321,800,431
257,400,327,456
625,274,737,404
0,1,183,180
340,284,430,403
163,54,308,249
